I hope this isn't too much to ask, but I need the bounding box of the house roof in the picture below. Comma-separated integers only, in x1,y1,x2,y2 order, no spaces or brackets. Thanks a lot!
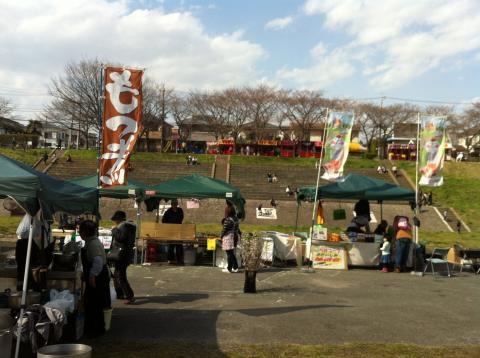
0,117,24,132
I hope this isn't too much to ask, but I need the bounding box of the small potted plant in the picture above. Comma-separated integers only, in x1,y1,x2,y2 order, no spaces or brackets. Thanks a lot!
241,232,264,293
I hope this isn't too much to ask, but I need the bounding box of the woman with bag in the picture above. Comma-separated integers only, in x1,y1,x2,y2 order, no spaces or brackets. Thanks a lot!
221,204,241,273
110,211,136,304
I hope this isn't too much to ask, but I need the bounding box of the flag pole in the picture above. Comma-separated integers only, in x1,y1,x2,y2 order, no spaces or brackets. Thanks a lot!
414,112,420,244
308,108,329,268
96,66,104,227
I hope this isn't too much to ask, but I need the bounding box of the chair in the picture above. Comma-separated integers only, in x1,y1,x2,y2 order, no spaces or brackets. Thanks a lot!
423,248,452,277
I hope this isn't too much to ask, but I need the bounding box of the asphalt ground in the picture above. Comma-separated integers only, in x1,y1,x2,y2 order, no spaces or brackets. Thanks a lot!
87,264,480,351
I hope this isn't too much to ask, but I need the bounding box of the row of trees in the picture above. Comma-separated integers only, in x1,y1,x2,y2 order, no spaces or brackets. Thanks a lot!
5,59,480,154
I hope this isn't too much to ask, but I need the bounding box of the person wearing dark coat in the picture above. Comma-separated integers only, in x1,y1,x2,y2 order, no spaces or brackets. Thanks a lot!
162,199,184,264
111,211,136,304
79,220,111,337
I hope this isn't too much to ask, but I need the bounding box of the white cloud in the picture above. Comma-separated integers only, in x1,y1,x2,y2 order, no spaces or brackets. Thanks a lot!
0,0,266,118
310,42,326,58
303,0,480,89
265,16,293,30
276,48,355,89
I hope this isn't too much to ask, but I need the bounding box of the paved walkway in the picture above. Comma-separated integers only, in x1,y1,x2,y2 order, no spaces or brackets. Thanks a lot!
89,265,480,349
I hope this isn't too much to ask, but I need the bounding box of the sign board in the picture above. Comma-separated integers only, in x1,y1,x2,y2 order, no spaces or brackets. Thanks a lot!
186,199,200,209
145,190,156,196
312,225,327,241
256,207,277,220
158,204,171,216
225,192,233,198
311,243,348,270
207,238,217,251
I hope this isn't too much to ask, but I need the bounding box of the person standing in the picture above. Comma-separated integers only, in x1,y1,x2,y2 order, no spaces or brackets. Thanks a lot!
79,220,111,337
221,204,241,273
354,199,371,233
379,236,391,272
111,211,136,304
393,216,413,273
162,199,184,264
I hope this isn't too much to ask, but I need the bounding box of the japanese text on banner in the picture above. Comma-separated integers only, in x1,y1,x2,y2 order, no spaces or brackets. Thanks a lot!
100,67,143,187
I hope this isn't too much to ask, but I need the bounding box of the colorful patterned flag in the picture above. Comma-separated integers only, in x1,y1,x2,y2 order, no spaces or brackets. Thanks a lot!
321,111,355,181
419,115,446,187
100,67,143,187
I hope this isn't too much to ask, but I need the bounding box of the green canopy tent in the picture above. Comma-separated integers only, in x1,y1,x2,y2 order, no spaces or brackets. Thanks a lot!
0,155,98,358
69,174,146,201
295,173,415,229
147,174,246,219
297,173,415,202
0,155,98,217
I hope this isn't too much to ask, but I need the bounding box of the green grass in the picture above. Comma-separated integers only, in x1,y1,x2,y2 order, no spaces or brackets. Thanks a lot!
64,149,215,163
93,342,480,358
230,154,378,168
0,215,23,236
0,148,46,165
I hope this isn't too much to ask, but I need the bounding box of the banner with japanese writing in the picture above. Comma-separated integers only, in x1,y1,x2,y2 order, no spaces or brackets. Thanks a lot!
419,115,446,187
100,67,143,187
321,111,354,181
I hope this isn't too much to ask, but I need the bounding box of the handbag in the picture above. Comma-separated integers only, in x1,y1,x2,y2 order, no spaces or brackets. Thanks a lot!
107,241,123,262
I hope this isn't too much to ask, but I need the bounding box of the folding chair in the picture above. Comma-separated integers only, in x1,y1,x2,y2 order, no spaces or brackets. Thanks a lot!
423,248,452,277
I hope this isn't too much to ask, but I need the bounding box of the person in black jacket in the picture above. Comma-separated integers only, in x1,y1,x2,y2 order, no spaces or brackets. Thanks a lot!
162,199,184,264
221,204,241,273
111,211,136,304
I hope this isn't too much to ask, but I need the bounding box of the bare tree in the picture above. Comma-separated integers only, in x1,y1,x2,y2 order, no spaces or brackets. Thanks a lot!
47,59,103,149
457,102,480,150
169,93,193,141
243,85,279,141
279,90,328,141
0,97,14,117
189,91,228,140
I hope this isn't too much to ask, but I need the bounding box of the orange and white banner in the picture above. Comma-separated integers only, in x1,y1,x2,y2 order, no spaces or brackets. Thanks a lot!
100,67,143,187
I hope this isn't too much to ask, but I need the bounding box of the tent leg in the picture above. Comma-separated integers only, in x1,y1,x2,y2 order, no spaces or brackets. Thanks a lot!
134,202,141,265
14,217,34,358
381,202,383,220
294,202,300,232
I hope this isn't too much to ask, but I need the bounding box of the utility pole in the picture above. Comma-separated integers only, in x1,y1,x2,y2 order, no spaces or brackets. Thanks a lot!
378,96,386,159
44,115,48,148
160,84,166,152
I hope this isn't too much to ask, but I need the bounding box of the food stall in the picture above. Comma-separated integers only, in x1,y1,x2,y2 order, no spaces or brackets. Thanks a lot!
279,140,297,157
142,174,246,264
256,139,278,156
0,155,98,356
218,139,235,155
297,173,416,268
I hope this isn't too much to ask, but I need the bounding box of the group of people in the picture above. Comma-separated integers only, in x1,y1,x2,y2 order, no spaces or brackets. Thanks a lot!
376,165,398,177
346,199,419,273
285,185,298,197
185,155,199,165
266,172,278,183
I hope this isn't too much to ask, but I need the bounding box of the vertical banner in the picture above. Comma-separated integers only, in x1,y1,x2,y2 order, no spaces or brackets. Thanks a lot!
100,67,143,187
419,115,446,186
321,111,354,181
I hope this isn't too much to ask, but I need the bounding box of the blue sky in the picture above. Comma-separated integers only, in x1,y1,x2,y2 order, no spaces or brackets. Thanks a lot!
1,0,479,120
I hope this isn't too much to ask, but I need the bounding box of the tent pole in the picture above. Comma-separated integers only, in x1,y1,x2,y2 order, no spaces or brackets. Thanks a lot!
380,201,383,220
414,113,420,245
14,216,34,358
308,108,329,267
134,200,141,265
294,201,300,232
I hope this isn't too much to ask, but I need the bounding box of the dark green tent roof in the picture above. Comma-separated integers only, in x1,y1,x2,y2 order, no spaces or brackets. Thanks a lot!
0,155,98,216
297,173,415,202
148,174,246,218
70,175,146,201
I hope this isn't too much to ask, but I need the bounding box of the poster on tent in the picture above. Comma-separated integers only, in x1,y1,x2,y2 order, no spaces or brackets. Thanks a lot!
419,115,446,187
100,67,143,187
321,111,355,181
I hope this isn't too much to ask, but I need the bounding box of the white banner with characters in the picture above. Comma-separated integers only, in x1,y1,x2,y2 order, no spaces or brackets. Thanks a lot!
321,111,355,181
419,116,446,187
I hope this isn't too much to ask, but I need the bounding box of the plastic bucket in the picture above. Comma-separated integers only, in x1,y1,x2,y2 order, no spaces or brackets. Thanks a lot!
103,308,113,331
37,344,92,358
